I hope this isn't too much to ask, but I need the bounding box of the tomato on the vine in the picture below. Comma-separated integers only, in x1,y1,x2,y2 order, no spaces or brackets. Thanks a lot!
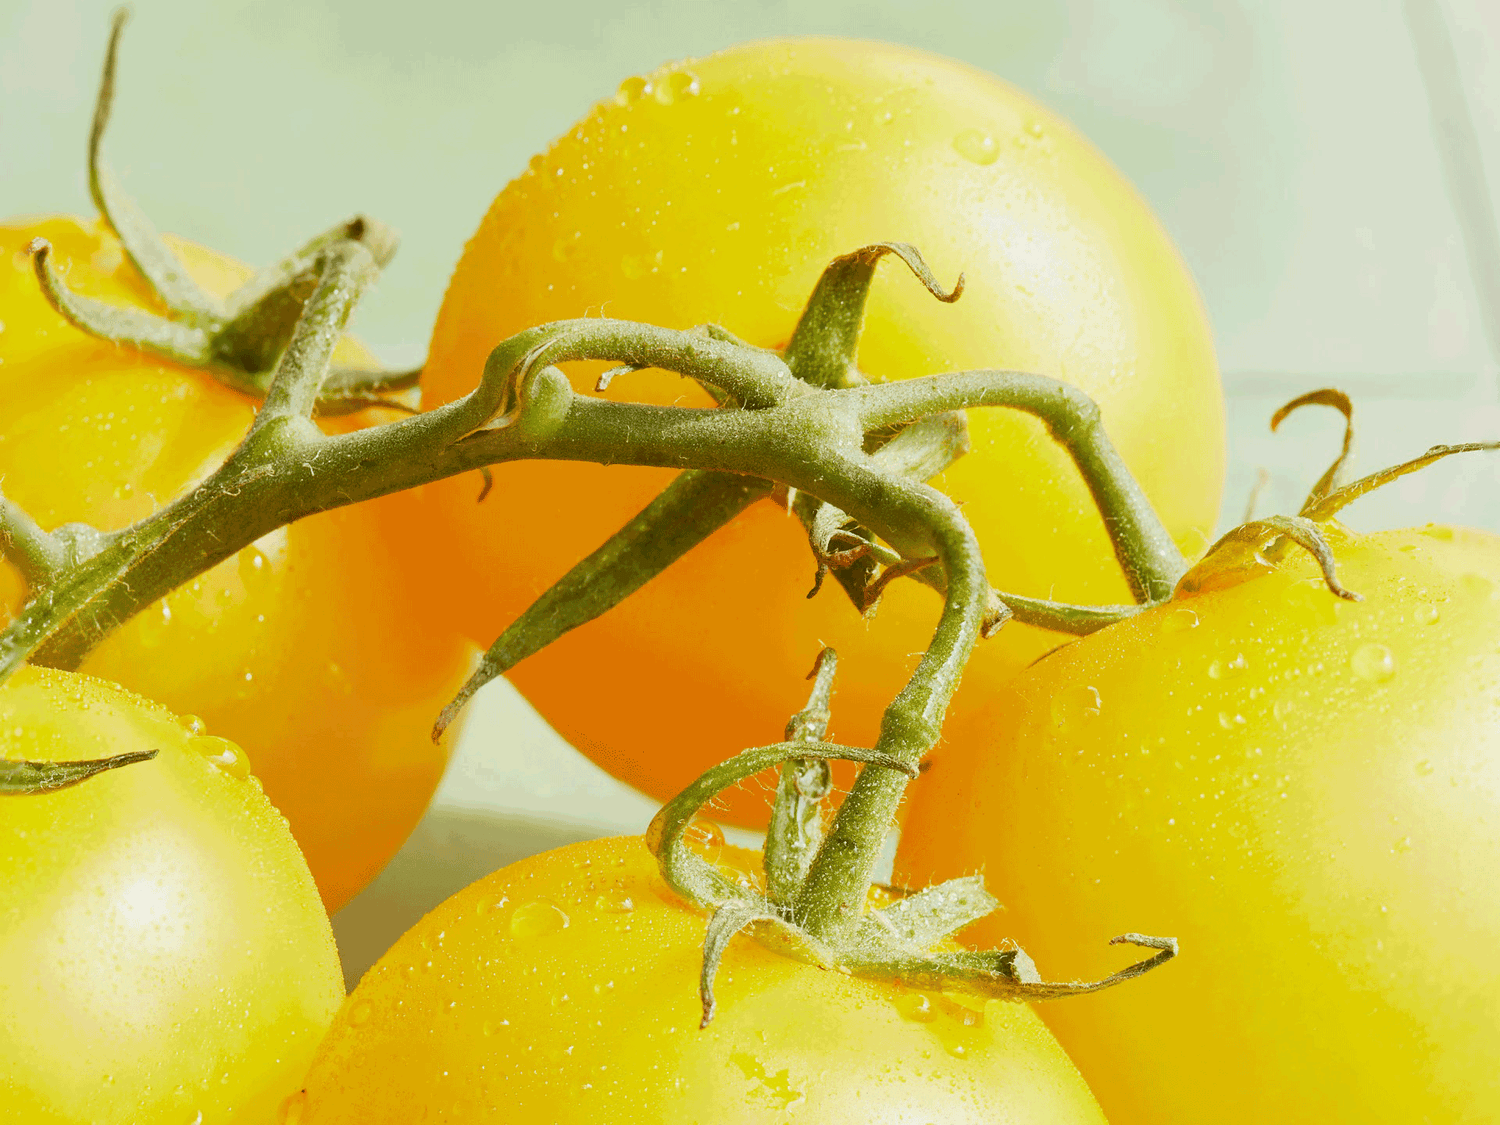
418,37,1223,827
0,216,479,912
898,524,1500,1122
294,834,1107,1123
0,665,343,1123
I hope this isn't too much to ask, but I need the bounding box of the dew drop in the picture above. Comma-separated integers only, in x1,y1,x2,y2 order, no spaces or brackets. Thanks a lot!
1272,698,1295,723
951,129,999,165
238,546,270,589
1050,684,1102,729
348,1000,373,1027
1414,602,1441,626
1208,653,1249,680
894,991,937,1022
1415,759,1434,776
593,892,635,913
615,75,651,105
684,818,725,864
1282,577,1341,626
510,900,570,939
1459,573,1495,602
1217,711,1246,731
551,233,581,263
1160,606,1199,634
654,71,700,105
192,735,251,779
472,893,507,917
1350,643,1395,683
1025,119,1045,138
177,713,207,735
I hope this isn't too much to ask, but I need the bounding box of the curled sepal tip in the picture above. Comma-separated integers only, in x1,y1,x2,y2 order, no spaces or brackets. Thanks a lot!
1,748,158,795
786,241,963,390
1270,389,1356,514
698,903,834,1028
1180,514,1361,602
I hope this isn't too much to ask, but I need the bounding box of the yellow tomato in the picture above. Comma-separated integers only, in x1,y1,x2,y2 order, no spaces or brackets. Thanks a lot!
0,216,479,912
418,37,1223,827
0,665,343,1123
898,524,1500,1122
296,835,1107,1123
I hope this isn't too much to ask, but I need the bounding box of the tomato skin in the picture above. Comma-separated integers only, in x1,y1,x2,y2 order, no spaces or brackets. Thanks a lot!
297,835,1106,1123
418,37,1224,827
0,216,479,912
0,665,344,1123
897,525,1500,1123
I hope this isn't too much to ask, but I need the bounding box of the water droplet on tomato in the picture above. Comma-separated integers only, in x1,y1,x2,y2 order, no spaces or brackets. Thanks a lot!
348,1000,373,1026
1207,653,1248,680
1414,602,1441,625
1161,606,1199,633
1217,711,1246,731
551,233,581,263
894,991,937,1022
1026,119,1045,138
593,891,635,913
1050,684,1102,729
192,735,251,779
1350,643,1395,683
1415,759,1435,776
237,545,271,590
683,818,725,864
615,75,651,105
472,893,507,917
951,129,999,165
654,71,700,105
279,1090,307,1125
1459,573,1495,601
510,900,570,938
177,713,206,735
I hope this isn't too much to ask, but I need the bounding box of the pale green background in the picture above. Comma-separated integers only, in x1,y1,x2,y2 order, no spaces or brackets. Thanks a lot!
5,0,1500,979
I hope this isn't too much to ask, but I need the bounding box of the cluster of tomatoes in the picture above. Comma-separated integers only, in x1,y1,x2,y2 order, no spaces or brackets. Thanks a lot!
4,34,1497,1125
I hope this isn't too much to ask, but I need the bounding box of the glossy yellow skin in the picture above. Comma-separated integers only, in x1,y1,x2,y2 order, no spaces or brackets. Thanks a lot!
419,38,1224,827
898,525,1500,1123
297,836,1106,1123
0,217,479,912
0,665,344,1123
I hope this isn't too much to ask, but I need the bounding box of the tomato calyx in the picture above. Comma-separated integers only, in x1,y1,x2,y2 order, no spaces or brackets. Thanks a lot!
435,242,1189,736
34,11,418,416
0,748,157,795
1178,390,1500,600
645,647,1179,1027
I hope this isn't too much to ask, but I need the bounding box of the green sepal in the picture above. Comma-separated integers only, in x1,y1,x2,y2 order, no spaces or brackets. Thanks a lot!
0,749,158,795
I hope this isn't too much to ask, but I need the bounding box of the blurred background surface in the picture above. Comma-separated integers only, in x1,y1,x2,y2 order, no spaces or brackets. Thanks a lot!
5,0,1499,983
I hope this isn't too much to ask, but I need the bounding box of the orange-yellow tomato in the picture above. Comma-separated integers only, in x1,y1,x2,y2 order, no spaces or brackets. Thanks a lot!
418,38,1223,826
898,525,1500,1123
296,835,1107,1123
0,665,344,1123
0,216,479,911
